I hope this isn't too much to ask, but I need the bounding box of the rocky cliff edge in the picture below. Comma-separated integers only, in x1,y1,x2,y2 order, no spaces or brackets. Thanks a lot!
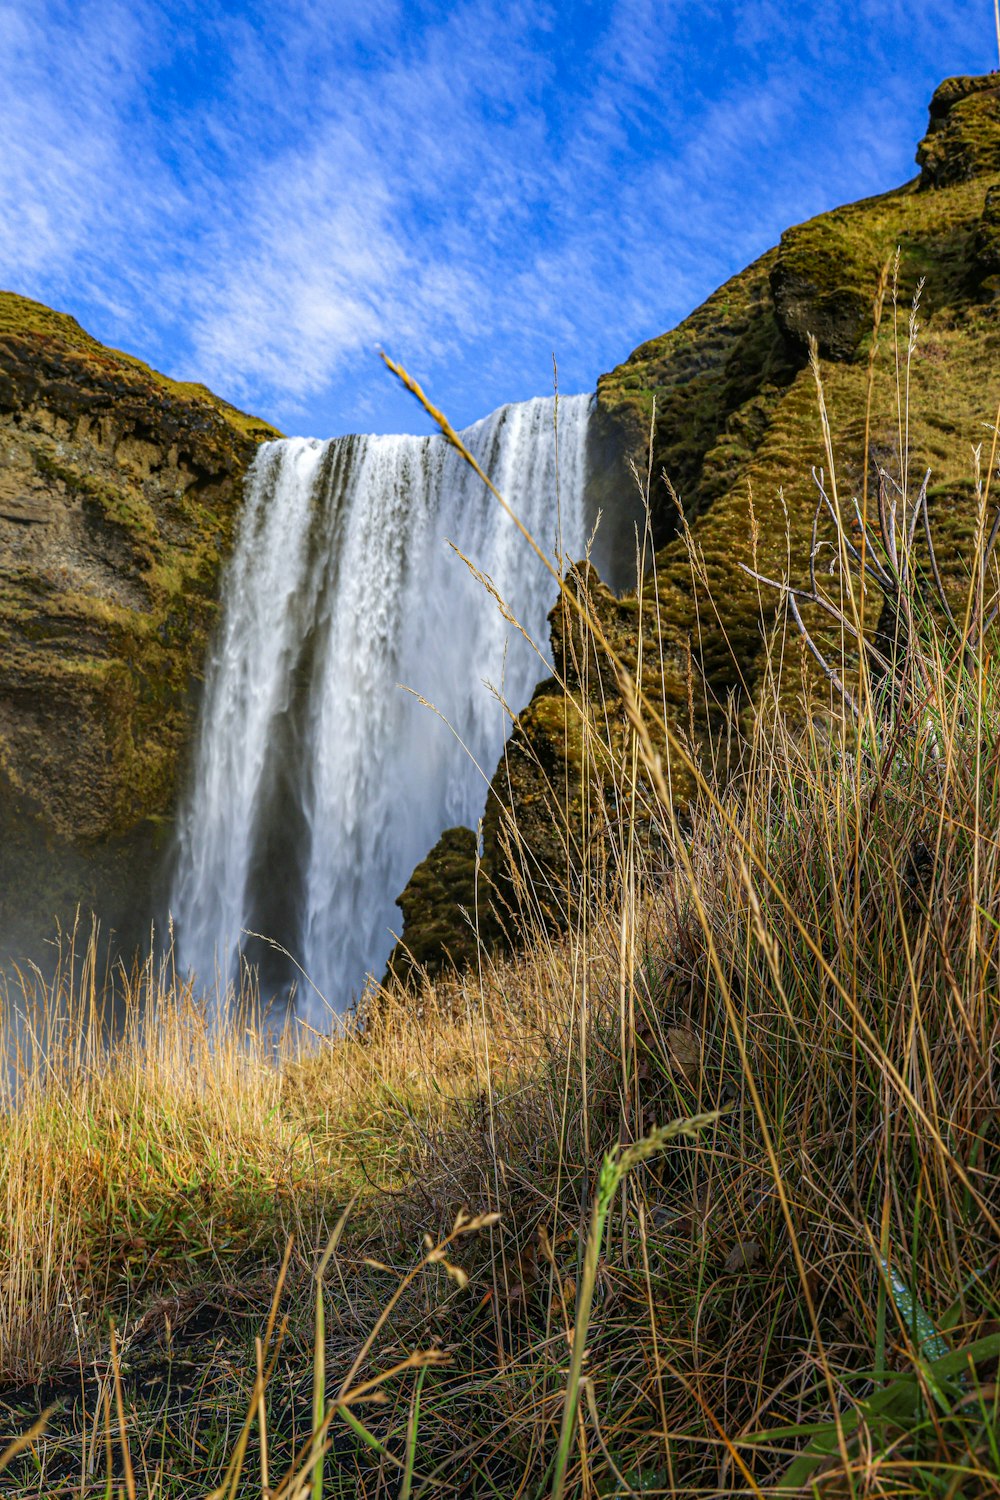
393,74,1000,979
0,293,279,956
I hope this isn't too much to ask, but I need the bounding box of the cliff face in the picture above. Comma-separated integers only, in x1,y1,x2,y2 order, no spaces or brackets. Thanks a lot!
394,74,1000,977
591,74,1000,690
0,293,279,955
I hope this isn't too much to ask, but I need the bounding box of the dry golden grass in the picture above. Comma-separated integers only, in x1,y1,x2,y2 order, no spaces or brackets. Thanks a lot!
1,304,998,1496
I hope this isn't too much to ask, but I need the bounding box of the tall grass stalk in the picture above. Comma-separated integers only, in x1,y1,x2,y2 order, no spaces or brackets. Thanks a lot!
0,310,997,1495
550,1115,719,1500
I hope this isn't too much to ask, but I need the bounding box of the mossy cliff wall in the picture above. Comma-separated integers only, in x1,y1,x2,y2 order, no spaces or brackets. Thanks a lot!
0,293,279,956
394,74,1000,978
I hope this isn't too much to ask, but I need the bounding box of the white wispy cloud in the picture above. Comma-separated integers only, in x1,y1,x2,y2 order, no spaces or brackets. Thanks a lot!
0,2,138,277
0,0,993,432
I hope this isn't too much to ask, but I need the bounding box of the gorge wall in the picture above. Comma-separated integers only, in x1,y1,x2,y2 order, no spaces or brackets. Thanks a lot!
0,294,278,958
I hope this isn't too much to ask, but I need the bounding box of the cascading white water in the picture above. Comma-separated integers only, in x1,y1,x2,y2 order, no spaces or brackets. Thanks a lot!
171,394,593,1018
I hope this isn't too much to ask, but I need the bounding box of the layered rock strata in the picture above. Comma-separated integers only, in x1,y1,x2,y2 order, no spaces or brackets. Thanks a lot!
0,294,278,954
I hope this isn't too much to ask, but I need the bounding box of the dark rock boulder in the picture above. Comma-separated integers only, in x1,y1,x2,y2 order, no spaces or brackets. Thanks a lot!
385,826,480,986
769,213,883,361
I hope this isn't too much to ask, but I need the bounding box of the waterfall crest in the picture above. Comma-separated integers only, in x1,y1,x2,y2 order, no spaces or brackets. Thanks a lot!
171,394,593,1015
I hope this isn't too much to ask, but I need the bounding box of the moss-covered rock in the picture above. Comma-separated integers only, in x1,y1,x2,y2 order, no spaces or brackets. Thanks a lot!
397,74,1000,977
0,292,280,957
917,75,1000,188
385,826,480,986
770,210,885,360
974,182,1000,283
594,248,799,538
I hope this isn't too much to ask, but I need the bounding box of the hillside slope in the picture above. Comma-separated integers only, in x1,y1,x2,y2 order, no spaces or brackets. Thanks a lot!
395,73,1000,975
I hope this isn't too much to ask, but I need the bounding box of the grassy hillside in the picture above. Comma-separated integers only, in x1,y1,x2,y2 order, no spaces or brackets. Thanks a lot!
395,73,1000,974
0,293,277,445
595,75,1000,695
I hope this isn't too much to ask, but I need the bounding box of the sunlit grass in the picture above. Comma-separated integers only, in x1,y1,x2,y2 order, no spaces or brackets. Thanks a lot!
2,310,999,1496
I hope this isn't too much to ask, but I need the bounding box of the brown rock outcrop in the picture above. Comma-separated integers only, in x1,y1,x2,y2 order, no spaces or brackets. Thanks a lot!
0,292,279,955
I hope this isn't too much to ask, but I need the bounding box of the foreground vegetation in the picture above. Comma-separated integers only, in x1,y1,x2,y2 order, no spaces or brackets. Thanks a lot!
2,326,1000,1497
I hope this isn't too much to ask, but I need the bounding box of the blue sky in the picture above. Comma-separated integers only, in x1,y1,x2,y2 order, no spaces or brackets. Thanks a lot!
1,2,994,437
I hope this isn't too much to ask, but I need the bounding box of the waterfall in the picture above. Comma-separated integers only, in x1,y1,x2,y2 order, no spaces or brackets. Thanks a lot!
170,394,594,1017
